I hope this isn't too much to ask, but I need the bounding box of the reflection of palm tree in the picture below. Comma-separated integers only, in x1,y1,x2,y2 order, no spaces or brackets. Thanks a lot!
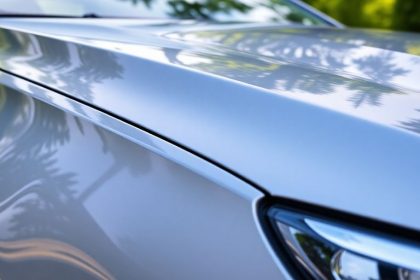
0,89,72,200
169,28,412,107
346,81,396,108
0,89,143,278
24,36,124,103
0,28,146,277
78,126,151,202
1,30,124,118
353,53,409,86
294,232,335,278
400,110,420,134
0,91,76,246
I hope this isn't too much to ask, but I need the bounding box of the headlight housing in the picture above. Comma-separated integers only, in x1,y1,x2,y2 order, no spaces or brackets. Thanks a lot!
266,205,420,280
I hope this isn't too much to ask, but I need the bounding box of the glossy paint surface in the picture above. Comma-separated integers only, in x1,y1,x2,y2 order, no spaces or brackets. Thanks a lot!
1,19,420,232
0,82,285,279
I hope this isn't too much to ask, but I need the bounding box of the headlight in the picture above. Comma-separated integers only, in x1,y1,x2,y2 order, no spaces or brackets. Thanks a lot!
266,206,420,280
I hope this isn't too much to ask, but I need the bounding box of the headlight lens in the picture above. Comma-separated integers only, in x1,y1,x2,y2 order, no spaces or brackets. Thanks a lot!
267,206,420,280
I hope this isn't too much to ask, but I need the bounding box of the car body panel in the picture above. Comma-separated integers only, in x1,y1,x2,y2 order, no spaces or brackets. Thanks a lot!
0,75,287,279
1,19,420,233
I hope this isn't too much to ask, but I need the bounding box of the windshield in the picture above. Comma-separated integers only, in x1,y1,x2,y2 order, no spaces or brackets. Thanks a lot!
0,0,330,26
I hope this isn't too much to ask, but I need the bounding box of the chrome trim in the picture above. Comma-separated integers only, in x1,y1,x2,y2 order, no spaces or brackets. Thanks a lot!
306,219,420,272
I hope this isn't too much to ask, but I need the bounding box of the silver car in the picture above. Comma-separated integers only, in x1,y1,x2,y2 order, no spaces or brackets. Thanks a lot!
0,0,420,279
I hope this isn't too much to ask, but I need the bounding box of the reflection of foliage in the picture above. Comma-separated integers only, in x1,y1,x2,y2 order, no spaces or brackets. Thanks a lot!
407,43,420,56
0,29,124,119
400,110,420,134
295,233,335,278
0,29,123,108
0,91,76,238
120,0,325,25
0,87,5,110
25,36,123,103
0,90,73,200
77,126,151,202
0,29,10,54
167,0,251,20
353,53,409,83
120,0,253,20
122,0,153,7
265,0,316,24
173,29,409,108
0,28,25,60
0,89,142,278
346,82,391,108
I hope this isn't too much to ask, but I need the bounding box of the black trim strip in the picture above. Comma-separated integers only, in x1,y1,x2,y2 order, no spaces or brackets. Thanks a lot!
259,196,420,243
0,68,270,196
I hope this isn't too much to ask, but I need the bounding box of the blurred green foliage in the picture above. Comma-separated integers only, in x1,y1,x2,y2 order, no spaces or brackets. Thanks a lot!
121,0,419,32
302,0,420,32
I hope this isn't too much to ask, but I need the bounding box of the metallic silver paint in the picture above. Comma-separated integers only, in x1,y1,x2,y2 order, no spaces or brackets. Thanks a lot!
0,79,286,279
1,20,420,232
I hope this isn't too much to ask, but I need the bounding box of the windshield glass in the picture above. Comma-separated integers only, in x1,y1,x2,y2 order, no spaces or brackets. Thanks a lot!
0,0,329,26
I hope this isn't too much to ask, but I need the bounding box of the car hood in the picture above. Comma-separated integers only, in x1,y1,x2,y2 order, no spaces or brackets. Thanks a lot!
1,19,420,230
167,26,420,94
2,19,420,130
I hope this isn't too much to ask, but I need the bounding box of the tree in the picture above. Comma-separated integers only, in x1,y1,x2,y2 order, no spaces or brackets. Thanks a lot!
302,0,420,32
393,0,420,32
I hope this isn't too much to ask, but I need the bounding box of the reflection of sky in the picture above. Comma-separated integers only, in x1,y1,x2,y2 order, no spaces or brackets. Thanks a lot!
279,83,420,131
84,168,139,246
52,115,146,245
53,115,112,196
336,251,379,280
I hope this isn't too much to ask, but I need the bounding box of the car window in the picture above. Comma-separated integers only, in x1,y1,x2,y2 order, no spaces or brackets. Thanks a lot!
0,0,329,26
